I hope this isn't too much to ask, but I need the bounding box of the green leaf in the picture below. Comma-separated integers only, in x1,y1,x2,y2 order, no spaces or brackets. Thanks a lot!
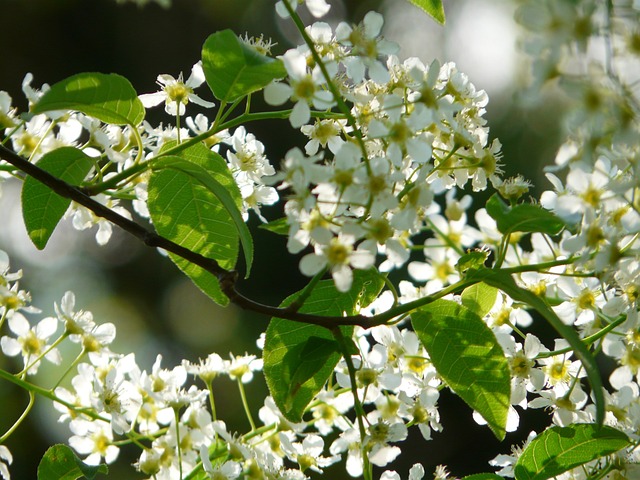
411,299,510,439
148,158,242,306
456,249,490,275
21,147,94,249
151,154,253,276
485,194,565,236
202,30,286,102
461,282,498,319
259,217,290,236
405,0,445,24
462,475,504,480
470,269,606,426
514,424,630,480
263,269,385,422
33,72,145,126
38,444,108,480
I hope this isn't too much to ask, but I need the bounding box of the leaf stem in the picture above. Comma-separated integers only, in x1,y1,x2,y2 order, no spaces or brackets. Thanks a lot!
0,391,34,443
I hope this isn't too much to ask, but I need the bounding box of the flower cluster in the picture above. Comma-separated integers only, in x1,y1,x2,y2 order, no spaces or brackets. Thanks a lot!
2,0,640,479
266,10,502,292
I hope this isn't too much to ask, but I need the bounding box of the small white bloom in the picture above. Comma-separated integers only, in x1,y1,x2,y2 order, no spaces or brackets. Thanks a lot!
139,62,215,116
69,419,119,465
1,312,61,375
0,445,12,480
275,0,331,19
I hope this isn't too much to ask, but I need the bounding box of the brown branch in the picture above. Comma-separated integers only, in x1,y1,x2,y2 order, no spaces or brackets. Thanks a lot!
0,143,373,328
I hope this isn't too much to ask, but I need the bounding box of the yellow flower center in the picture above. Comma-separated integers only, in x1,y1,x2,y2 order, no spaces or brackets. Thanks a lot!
575,289,596,311
293,75,316,101
510,353,532,378
82,334,101,353
356,367,378,387
93,431,110,456
367,218,393,244
326,240,351,267
21,331,44,356
544,358,571,385
298,454,316,472
164,82,192,104
313,120,339,144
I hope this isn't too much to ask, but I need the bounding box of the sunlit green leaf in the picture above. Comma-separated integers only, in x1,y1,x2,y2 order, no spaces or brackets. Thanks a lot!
461,282,498,319
404,0,445,24
38,444,108,480
259,217,289,236
21,147,94,249
456,249,490,275
148,158,241,306
462,474,504,480
151,155,253,276
412,299,510,439
33,72,145,126
514,424,630,480
485,194,565,236
469,269,605,426
202,30,286,102
263,269,384,422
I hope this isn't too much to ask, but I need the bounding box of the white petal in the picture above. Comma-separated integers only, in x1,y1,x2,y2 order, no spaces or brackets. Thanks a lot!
1,337,21,357
36,316,59,339
61,291,76,315
8,313,30,336
138,92,165,108
290,100,310,128
332,264,353,292
186,62,206,88
369,445,400,467
282,49,308,79
312,90,335,110
363,11,384,37
300,253,327,276
306,0,331,18
96,221,112,246
188,93,216,109
164,101,185,116
350,249,375,270
275,0,293,18
368,60,390,84
264,82,292,106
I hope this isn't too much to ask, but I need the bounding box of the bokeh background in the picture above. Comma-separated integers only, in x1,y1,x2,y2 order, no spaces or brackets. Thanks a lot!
0,0,568,478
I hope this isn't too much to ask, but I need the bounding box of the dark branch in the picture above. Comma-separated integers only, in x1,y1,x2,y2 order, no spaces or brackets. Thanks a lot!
0,143,373,328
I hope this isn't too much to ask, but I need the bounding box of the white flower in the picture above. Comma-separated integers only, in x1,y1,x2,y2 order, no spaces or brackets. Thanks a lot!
69,193,131,246
69,419,119,465
275,0,331,19
139,62,215,116
200,445,242,479
264,49,335,128
259,396,307,433
300,234,376,292
0,312,61,375
365,421,407,468
381,464,424,480
330,428,364,477
183,353,226,383
280,434,340,473
300,118,347,155
0,445,12,480
335,11,398,83
224,353,263,383
0,91,16,129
